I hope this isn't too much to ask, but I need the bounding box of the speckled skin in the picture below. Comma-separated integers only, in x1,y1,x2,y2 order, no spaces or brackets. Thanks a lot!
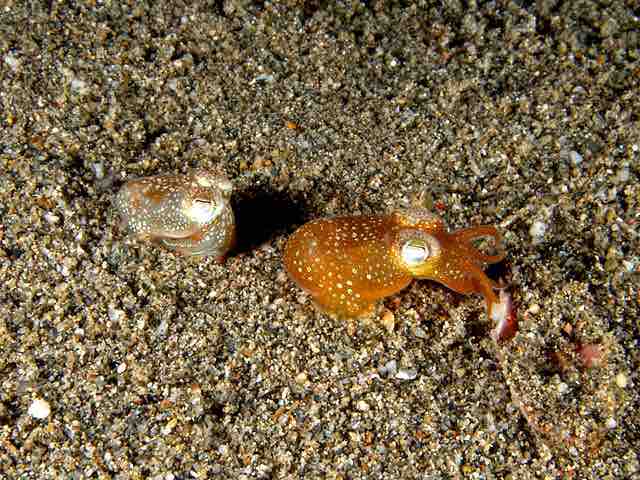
284,209,504,318
115,170,235,259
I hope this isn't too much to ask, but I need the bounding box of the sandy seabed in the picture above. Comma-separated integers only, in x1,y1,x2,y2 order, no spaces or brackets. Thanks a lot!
1,2,638,479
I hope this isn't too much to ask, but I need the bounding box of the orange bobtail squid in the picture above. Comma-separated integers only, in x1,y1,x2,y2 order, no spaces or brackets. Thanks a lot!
284,208,509,325
114,170,235,260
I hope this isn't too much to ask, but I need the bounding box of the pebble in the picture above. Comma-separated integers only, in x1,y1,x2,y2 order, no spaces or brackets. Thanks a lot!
70,78,89,96
568,150,583,165
529,220,547,242
28,398,51,419
379,360,397,377
4,53,19,70
395,368,418,380
295,372,308,385
527,304,541,315
162,418,177,435
92,162,105,179
254,73,274,83
44,212,60,224
616,166,630,183
615,372,628,389
414,326,428,339
108,305,125,323
622,259,636,273
356,400,370,412
381,309,395,333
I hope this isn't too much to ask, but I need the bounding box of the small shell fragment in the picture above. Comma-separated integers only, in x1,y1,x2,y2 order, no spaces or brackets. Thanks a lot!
395,368,418,380
28,398,51,419
114,170,235,259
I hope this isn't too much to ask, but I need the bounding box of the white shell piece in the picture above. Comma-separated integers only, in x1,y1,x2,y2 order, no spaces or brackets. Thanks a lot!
28,398,51,419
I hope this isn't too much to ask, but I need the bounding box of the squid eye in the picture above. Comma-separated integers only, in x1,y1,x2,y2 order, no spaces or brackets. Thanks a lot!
185,198,216,223
401,239,430,265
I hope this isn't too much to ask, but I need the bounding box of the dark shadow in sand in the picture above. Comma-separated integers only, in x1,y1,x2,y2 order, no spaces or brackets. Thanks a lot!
231,185,311,255
485,259,511,287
